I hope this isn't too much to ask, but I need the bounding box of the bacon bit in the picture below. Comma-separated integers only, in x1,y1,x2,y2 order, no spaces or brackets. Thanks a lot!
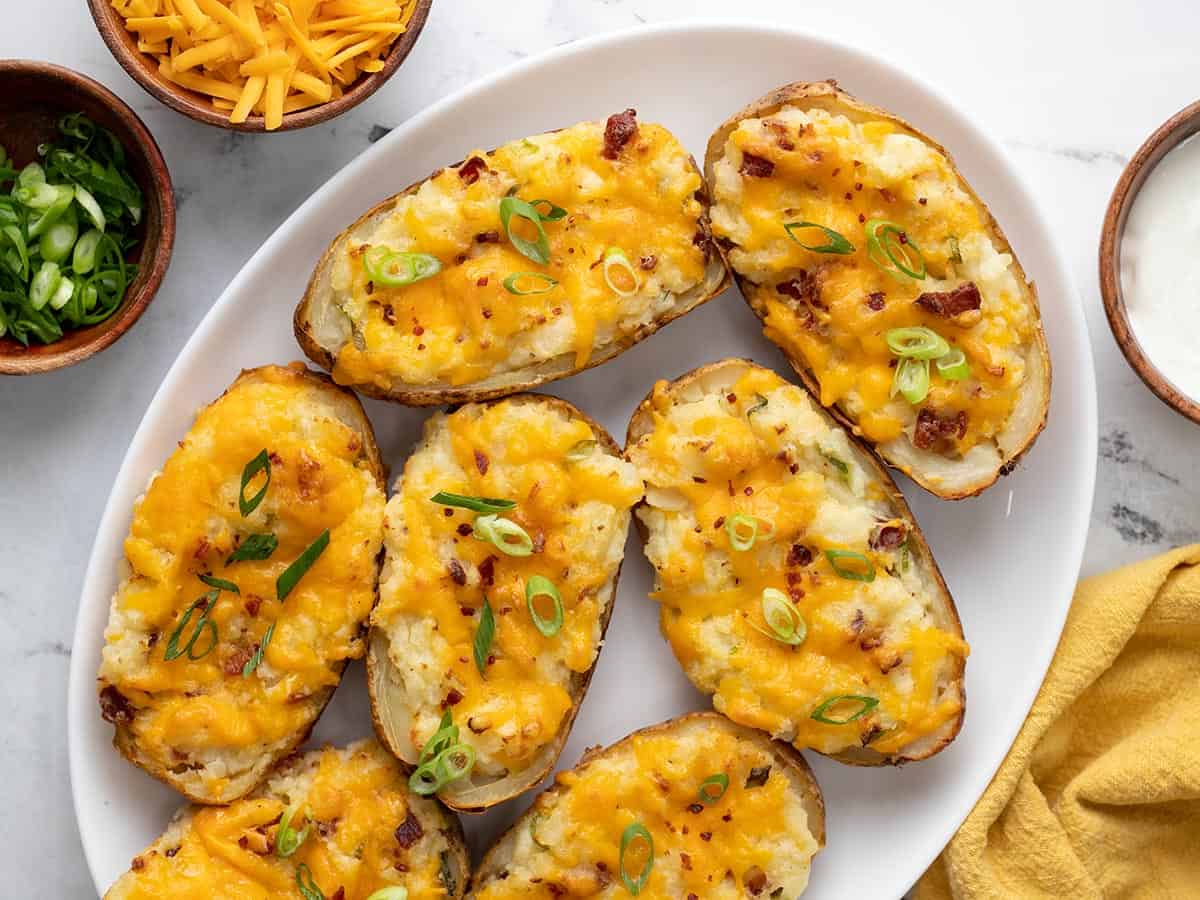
456,522,473,537
130,856,145,871
99,686,134,724
699,831,713,842
872,524,907,550
914,408,968,451
331,889,346,900
478,556,496,587
680,852,693,871
727,480,735,497
477,277,489,287
789,463,800,474
858,213,866,224
482,308,493,319
880,187,897,203
687,803,704,814
713,516,725,529
268,451,283,467
639,254,657,271
192,537,210,560
602,108,638,159
417,343,426,351
394,810,424,848
532,531,546,554
413,324,425,336
444,688,463,707
223,645,255,676
546,885,567,898
743,486,754,496
238,593,261,617
915,282,982,319
447,559,466,586
775,270,825,310
739,152,775,178
844,192,853,201
788,586,805,602
474,449,490,475
475,230,500,244
726,392,737,404
787,544,814,567
297,451,322,501
919,197,928,205
745,866,768,895
381,304,396,325
458,156,488,185
855,182,863,191
866,291,886,311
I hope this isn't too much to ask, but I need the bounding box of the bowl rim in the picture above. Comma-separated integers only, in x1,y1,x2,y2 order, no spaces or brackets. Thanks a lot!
1099,96,1200,425
85,0,433,133
0,59,175,375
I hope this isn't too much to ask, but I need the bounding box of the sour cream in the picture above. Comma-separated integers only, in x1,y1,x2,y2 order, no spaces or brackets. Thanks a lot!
1121,133,1200,401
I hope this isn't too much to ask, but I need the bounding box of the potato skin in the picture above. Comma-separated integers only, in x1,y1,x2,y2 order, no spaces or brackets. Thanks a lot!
625,359,965,765
704,81,1051,500
367,393,630,812
100,364,387,805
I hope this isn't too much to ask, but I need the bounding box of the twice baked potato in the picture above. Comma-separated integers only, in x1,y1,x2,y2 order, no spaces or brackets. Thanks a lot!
296,110,729,405
626,360,967,764
367,394,643,811
104,738,469,900
705,81,1050,498
97,364,387,803
470,712,825,899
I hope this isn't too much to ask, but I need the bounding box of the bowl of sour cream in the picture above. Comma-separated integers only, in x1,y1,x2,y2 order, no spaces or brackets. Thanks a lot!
1101,99,1200,425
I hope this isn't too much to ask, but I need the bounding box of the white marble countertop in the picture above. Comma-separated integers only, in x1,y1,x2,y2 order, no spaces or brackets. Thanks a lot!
3,0,1199,893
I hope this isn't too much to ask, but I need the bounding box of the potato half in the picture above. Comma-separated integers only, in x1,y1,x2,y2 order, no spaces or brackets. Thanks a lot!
96,364,387,804
705,81,1050,498
104,739,469,900
367,393,643,811
296,110,729,405
470,712,825,898
626,360,967,765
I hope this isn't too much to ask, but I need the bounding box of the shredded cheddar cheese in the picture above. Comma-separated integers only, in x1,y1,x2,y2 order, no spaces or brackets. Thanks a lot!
110,0,418,129
626,366,968,757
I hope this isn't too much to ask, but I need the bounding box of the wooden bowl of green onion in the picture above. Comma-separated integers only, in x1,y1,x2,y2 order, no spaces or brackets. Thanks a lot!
0,60,174,375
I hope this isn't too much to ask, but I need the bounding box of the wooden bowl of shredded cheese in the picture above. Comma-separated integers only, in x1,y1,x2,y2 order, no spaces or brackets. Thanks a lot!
88,0,432,132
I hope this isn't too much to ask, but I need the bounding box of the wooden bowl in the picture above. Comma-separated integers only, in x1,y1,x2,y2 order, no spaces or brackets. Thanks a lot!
87,0,433,132
0,61,174,376
1100,98,1200,425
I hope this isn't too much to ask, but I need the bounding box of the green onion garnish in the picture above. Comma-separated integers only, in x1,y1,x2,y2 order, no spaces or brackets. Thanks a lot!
602,247,640,297
429,491,516,513
824,549,876,583
238,449,271,517
891,357,931,405
410,733,476,797
885,326,950,360
275,804,313,858
751,588,807,646
784,221,855,254
163,591,219,662
295,863,326,900
242,621,275,677
747,394,769,417
698,773,729,804
503,272,558,295
226,532,278,564
499,196,552,265
420,710,457,765
365,889,409,900
525,575,564,637
530,199,567,221
565,439,597,462
821,451,850,480
473,514,534,557
725,513,769,552
276,529,330,601
474,595,496,676
363,246,442,287
811,694,880,725
936,348,970,381
198,574,239,594
619,822,654,895
865,219,926,280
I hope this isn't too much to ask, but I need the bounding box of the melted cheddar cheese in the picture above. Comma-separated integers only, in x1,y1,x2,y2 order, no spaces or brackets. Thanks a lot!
473,717,820,899
98,366,386,800
105,741,456,900
709,105,1036,454
373,399,642,778
626,367,967,756
329,115,711,389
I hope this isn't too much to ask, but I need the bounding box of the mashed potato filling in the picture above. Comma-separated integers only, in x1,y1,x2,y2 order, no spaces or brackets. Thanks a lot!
627,367,967,756
474,722,819,899
107,742,452,900
330,117,710,389
98,366,386,800
374,400,642,776
710,105,1035,454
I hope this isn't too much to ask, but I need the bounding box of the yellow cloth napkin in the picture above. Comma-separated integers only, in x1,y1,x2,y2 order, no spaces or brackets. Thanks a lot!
917,545,1200,900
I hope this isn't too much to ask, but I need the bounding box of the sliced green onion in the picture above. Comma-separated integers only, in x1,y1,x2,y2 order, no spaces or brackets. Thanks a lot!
526,576,564,637
16,162,45,190
751,588,807,646
602,247,640,297
363,247,442,287
619,822,654,895
865,219,926,280
48,276,74,311
824,549,876,583
242,621,275,677
275,804,313,858
276,529,330,601
936,348,970,381
163,591,220,662
811,694,880,725
530,199,567,221
503,272,558,295
430,491,516,513
74,185,106,232
474,595,496,675
698,773,729,804
725,513,768,551
891,357,931,405
40,212,78,264
295,863,325,900
784,221,855,254
29,261,61,310
198,574,239,594
884,326,950,360
238,449,272,517
473,514,534,557
420,710,458,765
435,743,476,782
499,196,552,265
565,439,597,462
226,532,278,564
821,451,849,480
366,889,409,900
746,394,769,417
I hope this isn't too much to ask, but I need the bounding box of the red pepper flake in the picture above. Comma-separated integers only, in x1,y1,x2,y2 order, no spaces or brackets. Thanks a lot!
447,559,466,586
482,308,493,319
918,197,928,205
394,810,424,849
866,291,886,311
478,555,496,587
443,508,454,517
474,449,489,475
458,156,488,185
743,486,754,496
477,277,489,287
417,343,426,351
444,688,463,706
412,324,424,336
475,230,500,244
